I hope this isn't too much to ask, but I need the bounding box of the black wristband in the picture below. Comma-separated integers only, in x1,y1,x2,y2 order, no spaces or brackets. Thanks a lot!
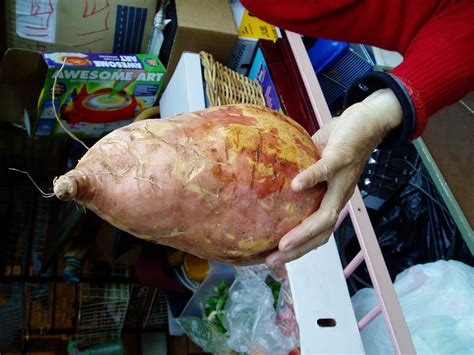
343,71,416,150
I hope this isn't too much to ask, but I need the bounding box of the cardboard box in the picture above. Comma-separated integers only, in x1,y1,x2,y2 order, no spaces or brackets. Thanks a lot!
247,46,283,112
159,0,238,88
5,0,158,53
227,0,281,75
0,49,166,138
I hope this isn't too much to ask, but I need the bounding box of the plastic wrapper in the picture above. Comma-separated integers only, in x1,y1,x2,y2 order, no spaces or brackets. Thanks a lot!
176,316,230,354
175,278,230,354
176,265,298,354
352,260,474,354
223,269,295,354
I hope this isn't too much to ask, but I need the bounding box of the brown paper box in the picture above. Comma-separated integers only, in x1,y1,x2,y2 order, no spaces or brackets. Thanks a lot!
5,0,157,53
161,0,238,88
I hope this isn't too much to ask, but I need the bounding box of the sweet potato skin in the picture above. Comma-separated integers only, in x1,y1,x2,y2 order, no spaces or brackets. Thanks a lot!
62,104,325,264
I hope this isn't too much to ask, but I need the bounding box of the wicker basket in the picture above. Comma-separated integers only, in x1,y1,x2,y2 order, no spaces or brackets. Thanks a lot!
200,51,265,107
134,51,265,121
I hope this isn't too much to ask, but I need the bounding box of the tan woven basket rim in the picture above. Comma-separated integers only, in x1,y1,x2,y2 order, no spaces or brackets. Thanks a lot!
200,51,266,107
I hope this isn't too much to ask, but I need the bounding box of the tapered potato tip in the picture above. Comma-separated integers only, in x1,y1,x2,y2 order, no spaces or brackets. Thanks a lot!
54,174,78,201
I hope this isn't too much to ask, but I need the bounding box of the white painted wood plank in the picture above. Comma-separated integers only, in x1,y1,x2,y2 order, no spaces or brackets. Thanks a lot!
287,237,365,354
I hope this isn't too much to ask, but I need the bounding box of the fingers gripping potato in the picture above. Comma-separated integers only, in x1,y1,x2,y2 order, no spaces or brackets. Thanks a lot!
54,104,325,264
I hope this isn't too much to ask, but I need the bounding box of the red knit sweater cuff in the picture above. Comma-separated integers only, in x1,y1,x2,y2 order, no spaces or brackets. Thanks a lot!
388,72,427,139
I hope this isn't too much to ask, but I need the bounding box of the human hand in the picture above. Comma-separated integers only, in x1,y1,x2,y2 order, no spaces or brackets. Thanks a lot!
266,88,403,267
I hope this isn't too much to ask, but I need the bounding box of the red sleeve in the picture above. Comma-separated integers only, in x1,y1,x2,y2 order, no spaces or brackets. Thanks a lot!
241,0,474,138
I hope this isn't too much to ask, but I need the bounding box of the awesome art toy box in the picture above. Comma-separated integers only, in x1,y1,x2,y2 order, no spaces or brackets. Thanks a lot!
35,52,165,138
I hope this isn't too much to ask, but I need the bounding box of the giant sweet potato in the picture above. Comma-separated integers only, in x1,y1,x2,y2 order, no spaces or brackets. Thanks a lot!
54,104,325,264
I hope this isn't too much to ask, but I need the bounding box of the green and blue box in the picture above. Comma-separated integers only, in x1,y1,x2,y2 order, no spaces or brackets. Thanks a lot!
35,52,165,138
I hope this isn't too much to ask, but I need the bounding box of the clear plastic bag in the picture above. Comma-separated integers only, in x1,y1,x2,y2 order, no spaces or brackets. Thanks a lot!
175,316,230,354
176,265,298,354
352,260,474,354
176,280,231,354
223,267,296,354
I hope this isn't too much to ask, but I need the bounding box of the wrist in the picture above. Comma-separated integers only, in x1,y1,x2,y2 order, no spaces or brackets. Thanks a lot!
343,71,416,149
363,88,403,133
341,88,403,143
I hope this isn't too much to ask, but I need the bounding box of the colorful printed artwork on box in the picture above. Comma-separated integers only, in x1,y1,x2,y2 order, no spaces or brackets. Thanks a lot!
248,47,283,112
36,52,166,138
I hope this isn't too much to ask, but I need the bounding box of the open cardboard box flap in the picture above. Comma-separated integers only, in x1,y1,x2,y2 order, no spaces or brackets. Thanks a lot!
160,0,238,88
0,48,47,127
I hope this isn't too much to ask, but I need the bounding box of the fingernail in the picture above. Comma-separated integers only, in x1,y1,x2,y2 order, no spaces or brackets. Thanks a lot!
292,180,303,192
267,255,282,267
283,243,293,252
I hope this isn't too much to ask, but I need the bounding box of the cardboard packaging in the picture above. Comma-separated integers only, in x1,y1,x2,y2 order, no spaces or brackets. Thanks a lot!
159,0,238,88
247,46,283,112
5,0,158,53
228,0,281,75
0,49,166,138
